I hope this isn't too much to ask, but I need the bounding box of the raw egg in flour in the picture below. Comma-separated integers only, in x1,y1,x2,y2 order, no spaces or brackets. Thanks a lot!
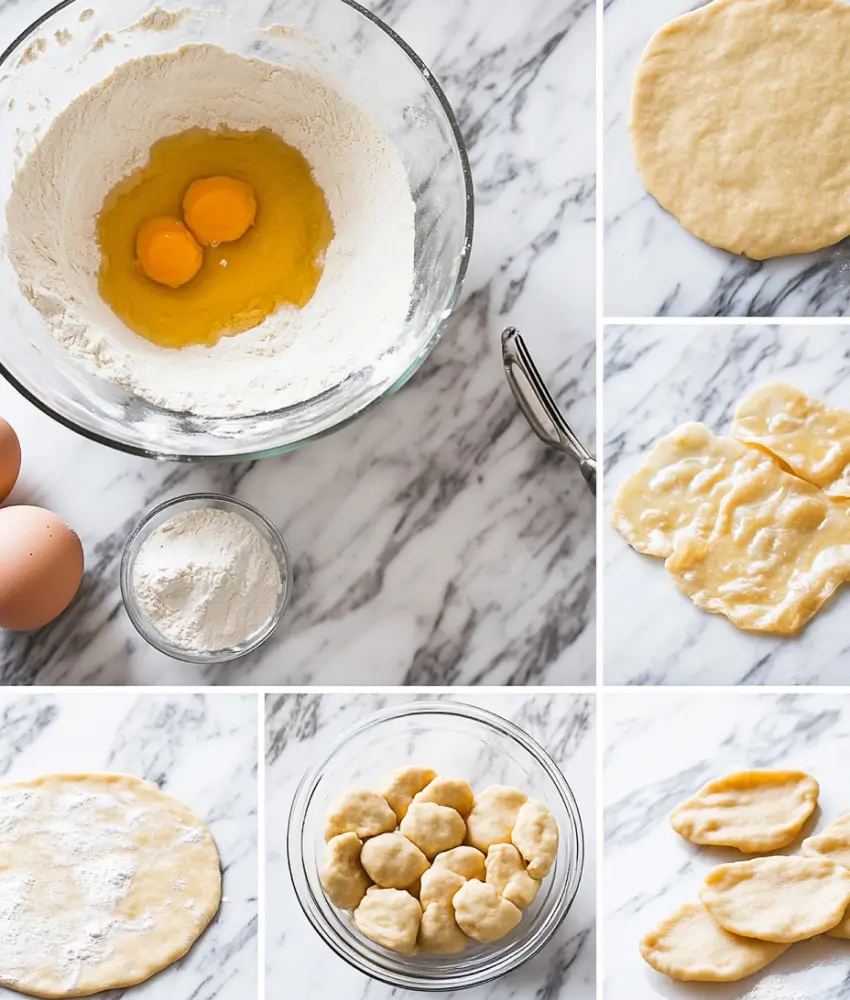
183,175,257,245
97,127,334,349
0,418,21,502
0,506,84,631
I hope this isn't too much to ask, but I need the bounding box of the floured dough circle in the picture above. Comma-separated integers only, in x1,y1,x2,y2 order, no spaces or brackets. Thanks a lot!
639,902,789,982
700,856,850,943
670,770,818,852
631,0,850,259
0,773,221,997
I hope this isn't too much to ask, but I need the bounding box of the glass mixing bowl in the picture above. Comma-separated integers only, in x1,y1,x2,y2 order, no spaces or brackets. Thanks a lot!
0,0,473,460
287,701,585,991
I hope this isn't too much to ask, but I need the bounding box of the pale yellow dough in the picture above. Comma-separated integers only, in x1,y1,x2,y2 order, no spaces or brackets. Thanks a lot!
803,814,850,938
614,423,850,634
700,856,850,943
631,0,850,259
639,901,790,982
734,383,850,498
0,773,221,998
670,770,818,852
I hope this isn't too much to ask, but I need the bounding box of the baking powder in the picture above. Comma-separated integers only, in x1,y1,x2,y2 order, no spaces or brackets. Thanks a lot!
133,507,282,651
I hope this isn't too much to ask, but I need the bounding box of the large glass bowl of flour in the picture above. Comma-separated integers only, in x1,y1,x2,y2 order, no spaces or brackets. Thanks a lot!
0,0,473,459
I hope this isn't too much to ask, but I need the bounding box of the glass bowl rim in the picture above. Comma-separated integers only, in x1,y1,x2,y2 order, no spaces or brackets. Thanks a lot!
286,699,585,991
0,0,475,463
119,491,293,663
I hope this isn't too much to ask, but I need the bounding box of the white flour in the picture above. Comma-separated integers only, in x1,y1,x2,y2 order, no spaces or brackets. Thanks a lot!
133,507,282,651
6,42,415,416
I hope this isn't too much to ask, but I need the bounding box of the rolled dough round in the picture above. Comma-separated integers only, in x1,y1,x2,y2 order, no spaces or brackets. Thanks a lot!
0,773,221,997
630,0,850,259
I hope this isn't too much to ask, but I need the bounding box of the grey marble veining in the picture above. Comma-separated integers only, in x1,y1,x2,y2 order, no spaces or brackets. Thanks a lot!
604,324,850,686
0,690,259,1000
604,0,850,318
605,692,850,1000
265,692,596,1000
0,0,595,686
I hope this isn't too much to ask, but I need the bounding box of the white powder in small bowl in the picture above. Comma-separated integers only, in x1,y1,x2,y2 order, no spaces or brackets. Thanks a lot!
132,506,283,652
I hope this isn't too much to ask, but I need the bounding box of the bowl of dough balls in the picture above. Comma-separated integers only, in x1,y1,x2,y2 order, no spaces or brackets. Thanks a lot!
287,700,584,990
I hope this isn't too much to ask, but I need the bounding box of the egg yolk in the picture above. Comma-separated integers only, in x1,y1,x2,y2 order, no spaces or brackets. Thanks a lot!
183,175,257,246
136,216,203,288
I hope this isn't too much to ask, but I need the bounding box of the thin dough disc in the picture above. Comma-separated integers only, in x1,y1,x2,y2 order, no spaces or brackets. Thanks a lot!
670,770,818,852
733,384,850,499
0,773,221,997
640,902,790,982
630,0,850,259
802,815,850,937
700,856,850,943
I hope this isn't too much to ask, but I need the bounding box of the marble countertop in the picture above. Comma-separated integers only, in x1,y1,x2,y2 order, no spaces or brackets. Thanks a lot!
603,324,850,686
0,0,596,687
604,691,850,1000
604,0,850,318
0,690,258,999
265,692,596,1000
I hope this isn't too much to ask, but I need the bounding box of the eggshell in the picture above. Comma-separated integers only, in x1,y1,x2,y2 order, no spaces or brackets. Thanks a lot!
0,506,84,630
0,419,21,502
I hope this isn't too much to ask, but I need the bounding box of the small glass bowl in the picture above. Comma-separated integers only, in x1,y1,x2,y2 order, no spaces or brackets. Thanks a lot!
287,700,584,991
120,492,292,663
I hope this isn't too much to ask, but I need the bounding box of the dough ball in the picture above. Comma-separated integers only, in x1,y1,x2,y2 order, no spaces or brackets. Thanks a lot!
432,846,486,882
324,788,396,842
700,855,850,943
400,802,466,860
360,833,429,889
419,866,466,909
376,766,437,822
413,777,474,818
511,800,559,879
418,902,469,955
319,832,370,909
465,786,528,853
485,843,540,910
630,0,850,259
640,901,790,982
353,886,421,955
452,879,522,944
670,770,819,852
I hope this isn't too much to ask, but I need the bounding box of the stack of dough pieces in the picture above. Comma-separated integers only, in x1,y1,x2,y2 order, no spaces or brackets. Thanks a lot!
318,766,560,956
612,383,850,634
641,768,850,983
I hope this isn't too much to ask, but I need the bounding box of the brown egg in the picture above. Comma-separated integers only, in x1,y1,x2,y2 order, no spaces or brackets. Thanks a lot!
0,419,21,502
0,506,84,630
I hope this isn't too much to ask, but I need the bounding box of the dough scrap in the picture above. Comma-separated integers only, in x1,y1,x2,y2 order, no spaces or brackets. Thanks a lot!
630,0,850,259
431,846,486,882
465,786,528,853
353,886,421,956
803,815,850,937
700,855,850,942
511,800,559,879
359,832,429,890
319,832,370,909
376,767,437,822
612,423,758,559
0,773,221,998
452,879,522,944
485,843,540,910
412,777,474,818
418,902,469,954
324,788,396,842
640,901,790,982
399,802,466,860
670,770,819,852
615,423,850,634
733,383,850,499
